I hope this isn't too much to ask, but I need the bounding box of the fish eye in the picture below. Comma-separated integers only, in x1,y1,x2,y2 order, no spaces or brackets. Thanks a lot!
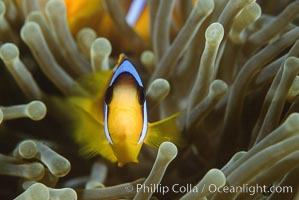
138,86,145,105
105,86,113,104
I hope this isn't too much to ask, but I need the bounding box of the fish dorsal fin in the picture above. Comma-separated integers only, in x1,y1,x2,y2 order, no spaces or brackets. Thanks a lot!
117,53,127,65
144,113,185,149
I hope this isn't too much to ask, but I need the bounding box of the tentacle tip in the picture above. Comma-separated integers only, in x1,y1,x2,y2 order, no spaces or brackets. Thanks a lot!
206,168,226,187
159,142,178,161
26,101,47,121
210,80,228,97
92,38,112,55
205,23,224,43
0,43,19,61
45,0,66,15
18,140,38,159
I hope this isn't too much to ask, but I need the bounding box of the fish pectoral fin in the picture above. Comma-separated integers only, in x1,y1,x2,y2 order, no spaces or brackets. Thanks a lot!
144,112,185,149
71,104,117,163
68,96,104,122
68,96,94,112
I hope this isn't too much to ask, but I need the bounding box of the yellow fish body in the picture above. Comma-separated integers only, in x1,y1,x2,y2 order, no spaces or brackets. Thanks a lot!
104,58,147,165
69,55,183,166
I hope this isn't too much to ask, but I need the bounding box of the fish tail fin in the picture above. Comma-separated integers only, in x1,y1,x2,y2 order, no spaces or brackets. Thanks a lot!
144,113,185,149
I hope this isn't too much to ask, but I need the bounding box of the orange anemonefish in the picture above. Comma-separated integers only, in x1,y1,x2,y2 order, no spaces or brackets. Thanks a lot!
63,0,150,53
103,57,148,164
68,55,183,167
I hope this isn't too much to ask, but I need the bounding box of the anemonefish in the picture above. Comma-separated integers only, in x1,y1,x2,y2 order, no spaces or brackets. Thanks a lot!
63,0,150,53
68,55,183,166
62,0,182,53
103,57,148,164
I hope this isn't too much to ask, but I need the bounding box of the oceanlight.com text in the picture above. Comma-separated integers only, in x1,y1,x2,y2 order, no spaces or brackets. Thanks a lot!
208,184,293,196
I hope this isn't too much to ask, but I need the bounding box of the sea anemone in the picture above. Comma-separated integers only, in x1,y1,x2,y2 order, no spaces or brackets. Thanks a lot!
1,0,299,199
